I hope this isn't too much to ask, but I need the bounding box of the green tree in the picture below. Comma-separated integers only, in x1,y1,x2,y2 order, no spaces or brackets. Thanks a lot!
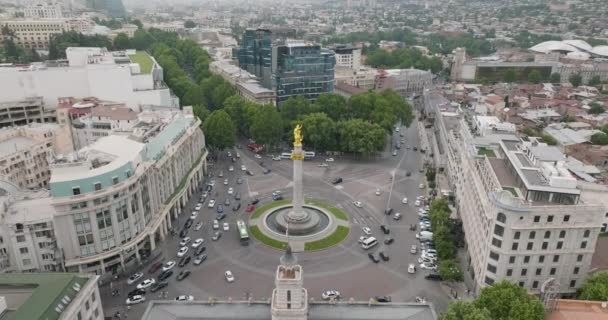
314,93,349,121
192,104,210,126
280,96,316,121
348,92,376,120
211,82,236,109
503,69,517,83
540,133,557,145
131,19,143,29
569,73,582,87
202,110,236,151
527,70,542,84
224,96,253,134
184,20,196,28
250,105,283,148
113,33,131,50
590,132,608,145
474,281,544,320
182,84,205,106
337,119,385,155
522,127,539,137
381,89,414,127
588,75,601,86
301,112,337,151
550,72,561,83
588,102,605,115
132,30,156,50
440,301,491,320
438,260,464,282
578,272,608,301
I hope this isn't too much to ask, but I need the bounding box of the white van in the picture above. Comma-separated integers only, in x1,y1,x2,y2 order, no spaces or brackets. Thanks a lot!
304,151,315,159
281,152,292,159
361,237,378,249
416,231,433,241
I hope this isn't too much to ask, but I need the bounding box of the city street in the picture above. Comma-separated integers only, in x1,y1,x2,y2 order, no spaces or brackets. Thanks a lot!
101,119,452,318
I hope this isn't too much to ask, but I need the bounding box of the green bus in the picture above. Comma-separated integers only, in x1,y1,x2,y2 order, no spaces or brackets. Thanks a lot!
237,220,249,246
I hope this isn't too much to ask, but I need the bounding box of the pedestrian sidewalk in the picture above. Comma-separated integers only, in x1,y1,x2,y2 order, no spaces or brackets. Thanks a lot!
439,281,474,302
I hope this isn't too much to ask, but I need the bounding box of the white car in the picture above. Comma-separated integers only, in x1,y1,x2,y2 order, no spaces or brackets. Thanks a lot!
414,200,421,206
228,165,234,172
126,295,146,305
192,238,204,248
325,158,335,162
419,263,437,271
175,295,194,301
362,227,372,236
358,236,368,244
321,290,341,300
393,213,402,220
213,219,219,230
162,261,176,272
223,179,228,185
272,156,281,161
410,245,417,254
194,222,203,230
177,246,189,257
353,201,363,208
318,163,329,167
136,278,156,290
419,257,436,264
236,152,240,158
402,197,408,204
208,199,216,208
190,211,198,220
419,183,425,189
208,180,216,186
423,249,438,255
225,270,235,282
179,237,191,247
227,187,234,195
254,154,262,159
241,165,246,171
223,222,229,231
408,264,416,274
375,188,381,196
194,203,202,211
127,272,144,285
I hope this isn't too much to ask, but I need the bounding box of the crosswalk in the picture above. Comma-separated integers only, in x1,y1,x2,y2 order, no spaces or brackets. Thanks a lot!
334,200,383,227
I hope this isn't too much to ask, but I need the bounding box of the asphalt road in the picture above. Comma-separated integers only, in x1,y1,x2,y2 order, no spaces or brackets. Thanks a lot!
101,119,451,318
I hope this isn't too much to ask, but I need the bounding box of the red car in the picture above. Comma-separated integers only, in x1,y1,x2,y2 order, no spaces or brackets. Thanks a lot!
148,261,163,273
246,205,256,212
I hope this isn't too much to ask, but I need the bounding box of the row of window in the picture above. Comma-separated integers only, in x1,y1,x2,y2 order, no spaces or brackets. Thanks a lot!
488,263,580,277
489,251,586,264
485,277,578,289
496,212,571,224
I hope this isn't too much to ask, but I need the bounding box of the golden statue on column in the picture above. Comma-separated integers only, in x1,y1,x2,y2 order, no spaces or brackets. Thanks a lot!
293,124,303,147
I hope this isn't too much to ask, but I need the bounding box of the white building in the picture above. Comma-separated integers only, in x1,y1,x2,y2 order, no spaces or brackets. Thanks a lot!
24,2,63,19
376,68,433,97
0,47,179,110
0,19,66,49
330,44,361,70
429,92,605,296
210,60,276,105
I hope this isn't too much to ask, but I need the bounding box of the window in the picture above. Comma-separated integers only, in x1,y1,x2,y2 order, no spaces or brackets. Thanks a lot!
22,258,31,265
536,268,542,276
112,176,119,185
553,255,560,263
539,255,545,263
497,212,506,223
85,301,90,310
521,269,527,276
577,254,583,262
557,241,563,249
514,231,521,240
512,242,519,250
509,256,516,264
559,230,566,238
564,215,570,222
544,231,551,239
533,281,539,289
570,280,576,288
519,281,525,287
16,235,25,242
581,241,587,249
94,182,101,191
583,230,590,238
529,231,536,239
547,215,554,222
487,264,497,273
534,216,540,222
506,269,513,276
574,267,580,275
524,256,530,263
550,268,556,275
527,242,533,250
494,224,504,237
492,237,502,248
489,251,499,261
484,277,495,285
92,292,96,302
542,242,548,250
94,308,99,317
72,187,81,195
19,247,28,254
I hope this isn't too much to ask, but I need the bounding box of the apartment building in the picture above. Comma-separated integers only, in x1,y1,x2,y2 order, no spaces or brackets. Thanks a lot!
0,123,72,190
209,60,276,105
49,108,207,274
330,44,361,70
375,68,433,97
24,2,63,19
429,92,605,296
69,102,139,150
0,19,66,49
0,96,57,129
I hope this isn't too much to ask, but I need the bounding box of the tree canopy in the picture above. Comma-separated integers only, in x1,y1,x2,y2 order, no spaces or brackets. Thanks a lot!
569,73,582,87
366,47,443,73
578,271,608,301
590,132,608,145
202,110,236,150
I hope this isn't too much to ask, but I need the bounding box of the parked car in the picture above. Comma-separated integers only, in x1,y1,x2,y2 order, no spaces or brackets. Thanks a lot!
384,208,393,215
194,245,206,256
368,253,380,263
225,270,235,282
158,270,173,281
263,168,271,174
233,202,241,211
384,238,394,245
193,254,207,265
393,213,402,220
179,229,188,238
402,197,408,204
380,225,390,234
136,278,156,290
424,273,442,281
184,219,193,229
126,295,146,305
237,178,243,184
178,256,191,267
379,251,389,261
375,188,382,196
392,150,398,156
194,203,202,211
162,261,176,272
177,246,189,257
246,205,256,212
212,231,222,241
410,245,417,254
332,177,343,184
374,296,392,303
127,272,144,285
177,270,191,281
419,263,437,271
127,288,145,298
358,236,369,244
362,227,372,235
175,295,194,301
246,170,254,176
250,198,260,205
150,281,168,292
217,204,224,213
194,222,203,231
321,290,341,300
179,237,192,247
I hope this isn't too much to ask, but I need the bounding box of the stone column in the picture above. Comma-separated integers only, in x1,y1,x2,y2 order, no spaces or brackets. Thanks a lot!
288,145,306,221
149,233,156,251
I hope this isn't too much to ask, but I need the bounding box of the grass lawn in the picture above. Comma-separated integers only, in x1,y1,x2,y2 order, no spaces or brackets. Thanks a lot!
477,147,496,158
305,199,348,221
250,200,290,219
129,51,153,74
249,225,287,249
304,226,350,251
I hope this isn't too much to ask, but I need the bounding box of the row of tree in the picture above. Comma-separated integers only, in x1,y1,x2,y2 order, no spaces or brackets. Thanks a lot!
365,47,443,73
521,128,558,145
428,199,464,282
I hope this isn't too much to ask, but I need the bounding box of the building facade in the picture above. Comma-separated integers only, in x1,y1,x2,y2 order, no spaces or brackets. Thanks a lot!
375,68,433,97
209,60,276,105
24,2,63,19
0,96,57,129
0,19,66,49
330,44,362,70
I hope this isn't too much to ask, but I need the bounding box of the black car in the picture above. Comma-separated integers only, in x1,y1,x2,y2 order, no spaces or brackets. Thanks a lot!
332,177,343,184
273,195,284,201
150,281,168,292
235,193,241,200
384,238,394,245
246,170,254,176
395,144,401,150
406,171,411,177
206,184,212,192
231,157,236,163
384,208,393,215
178,256,191,267
158,270,173,281
424,273,442,281
368,253,380,263
379,251,389,261
128,288,145,298
224,198,230,206
179,229,188,238
216,213,226,220
217,204,224,213
194,245,206,256
184,219,193,229
380,225,390,234
251,198,260,205
374,296,392,303
233,202,241,211
413,147,418,151
177,270,191,281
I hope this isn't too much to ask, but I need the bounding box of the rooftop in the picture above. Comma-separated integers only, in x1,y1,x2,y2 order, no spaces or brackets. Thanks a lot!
128,51,153,74
0,273,90,320
546,299,608,320
90,104,138,121
0,136,35,159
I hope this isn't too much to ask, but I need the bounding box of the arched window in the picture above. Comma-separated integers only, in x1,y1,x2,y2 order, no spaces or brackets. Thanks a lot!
497,212,506,223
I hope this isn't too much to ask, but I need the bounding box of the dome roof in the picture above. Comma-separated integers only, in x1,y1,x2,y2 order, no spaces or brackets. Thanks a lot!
591,46,608,57
530,41,579,54
565,51,591,60
563,40,593,52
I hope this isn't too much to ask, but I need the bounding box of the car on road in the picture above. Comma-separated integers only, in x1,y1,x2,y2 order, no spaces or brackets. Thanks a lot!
410,245,417,254
223,222,229,231
263,168,271,174
126,295,146,305
392,150,398,156
413,147,418,151
424,273,442,281
233,202,241,211
192,238,204,248
408,264,416,274
194,222,203,231
225,270,235,282
237,178,243,184
194,245,206,256
246,204,256,212
272,156,281,161
251,198,260,205
395,127,400,132
322,290,341,300
162,261,176,272
254,154,262,159
228,165,234,172
213,219,219,230
223,179,229,185
379,251,389,261
406,171,411,177
194,254,207,265
180,237,191,247
218,171,224,177
127,288,145,298
177,270,191,281
368,253,380,263
332,177,343,184
241,165,246,171
375,188,381,196
402,197,408,204
273,194,283,201
374,296,392,303
212,231,222,241
194,203,202,211
362,227,372,235
384,238,394,245
393,213,402,220
228,187,234,195
175,295,194,301
353,201,363,208
158,270,173,281
150,281,168,292
246,170,254,176
127,272,144,285
179,228,188,238
325,158,335,162
227,151,232,157
217,204,224,213
148,261,163,273
208,199,216,208
384,208,393,215
358,236,368,244
224,198,230,206
235,192,241,200
177,246,189,257
419,183,425,189
318,163,328,167
178,256,191,267
208,180,216,187
136,278,155,290
184,219,193,229
216,212,226,220
380,225,390,234
419,263,437,271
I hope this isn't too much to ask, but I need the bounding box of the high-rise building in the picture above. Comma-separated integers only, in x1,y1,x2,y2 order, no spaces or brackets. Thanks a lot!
85,0,126,17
